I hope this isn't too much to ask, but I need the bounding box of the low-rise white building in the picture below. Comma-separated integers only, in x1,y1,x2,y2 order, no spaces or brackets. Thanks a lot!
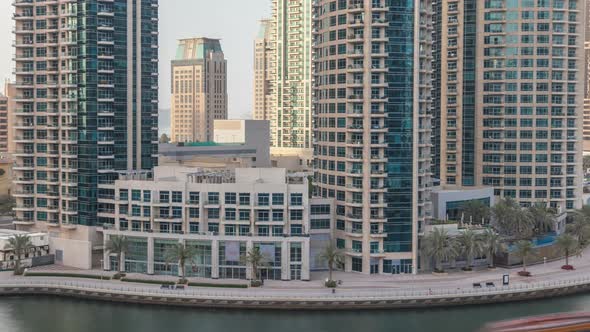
100,166,333,281
0,230,51,271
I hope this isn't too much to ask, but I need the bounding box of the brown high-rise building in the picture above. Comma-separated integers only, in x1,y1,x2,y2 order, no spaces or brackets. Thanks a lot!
171,38,227,143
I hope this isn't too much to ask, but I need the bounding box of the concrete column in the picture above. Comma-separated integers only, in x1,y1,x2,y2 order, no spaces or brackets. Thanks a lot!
301,240,310,281
211,240,219,279
178,238,185,277
103,234,110,271
147,236,154,275
281,241,290,281
246,240,253,280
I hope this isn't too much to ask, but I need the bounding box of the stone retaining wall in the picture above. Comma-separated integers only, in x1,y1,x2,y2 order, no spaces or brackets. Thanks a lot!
0,280,589,310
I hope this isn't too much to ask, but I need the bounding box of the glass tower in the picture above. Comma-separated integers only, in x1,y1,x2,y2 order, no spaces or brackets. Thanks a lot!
13,0,158,228
314,0,433,274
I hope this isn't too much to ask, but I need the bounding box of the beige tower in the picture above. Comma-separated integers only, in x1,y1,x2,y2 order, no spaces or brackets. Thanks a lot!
171,38,227,143
433,0,585,211
314,0,433,274
4,83,16,154
253,19,273,122
0,92,7,153
584,0,590,153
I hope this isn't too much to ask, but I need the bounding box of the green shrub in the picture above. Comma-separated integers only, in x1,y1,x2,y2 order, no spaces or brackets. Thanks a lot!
120,278,175,285
187,282,248,289
325,280,337,288
24,272,111,280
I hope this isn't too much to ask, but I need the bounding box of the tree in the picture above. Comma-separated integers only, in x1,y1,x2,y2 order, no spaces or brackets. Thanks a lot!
566,216,590,248
514,240,534,274
457,229,483,270
164,243,198,283
491,198,534,239
105,235,129,274
318,243,344,283
460,200,490,225
421,228,459,273
4,234,33,275
555,234,578,268
242,247,269,283
528,203,556,235
481,229,505,268
159,133,170,144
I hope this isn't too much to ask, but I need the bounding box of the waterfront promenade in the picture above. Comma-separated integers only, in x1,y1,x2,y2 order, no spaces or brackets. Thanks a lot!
0,252,589,309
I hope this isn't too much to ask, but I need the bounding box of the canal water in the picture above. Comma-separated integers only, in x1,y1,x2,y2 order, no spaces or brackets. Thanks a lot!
0,294,589,332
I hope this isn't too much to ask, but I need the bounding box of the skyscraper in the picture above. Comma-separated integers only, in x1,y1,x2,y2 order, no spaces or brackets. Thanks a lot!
170,38,227,143
267,0,314,150
13,0,159,228
584,0,590,152
253,19,273,122
314,0,433,274
433,0,584,211
0,93,8,153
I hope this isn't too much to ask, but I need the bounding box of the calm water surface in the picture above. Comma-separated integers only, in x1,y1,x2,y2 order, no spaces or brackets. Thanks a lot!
1,294,589,332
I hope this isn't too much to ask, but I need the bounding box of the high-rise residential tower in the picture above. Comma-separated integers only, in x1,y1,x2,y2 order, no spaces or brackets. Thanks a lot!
267,0,314,150
433,0,584,211
13,0,159,228
3,82,16,154
170,38,227,143
584,0,590,152
253,19,273,122
0,93,8,153
314,0,433,274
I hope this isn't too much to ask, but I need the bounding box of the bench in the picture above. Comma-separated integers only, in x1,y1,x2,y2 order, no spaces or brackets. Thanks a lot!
160,284,170,289
176,285,185,290
473,283,482,288
486,282,495,287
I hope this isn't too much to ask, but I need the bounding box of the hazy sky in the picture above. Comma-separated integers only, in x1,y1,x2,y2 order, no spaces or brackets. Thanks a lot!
0,0,271,120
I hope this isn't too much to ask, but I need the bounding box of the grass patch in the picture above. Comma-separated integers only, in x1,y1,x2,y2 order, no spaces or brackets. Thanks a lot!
120,278,175,285
24,272,111,280
187,282,248,289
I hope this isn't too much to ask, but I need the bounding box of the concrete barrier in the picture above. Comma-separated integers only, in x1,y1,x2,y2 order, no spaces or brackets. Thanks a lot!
0,277,589,310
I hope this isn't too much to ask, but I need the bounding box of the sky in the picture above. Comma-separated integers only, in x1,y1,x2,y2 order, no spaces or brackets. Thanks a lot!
0,0,271,122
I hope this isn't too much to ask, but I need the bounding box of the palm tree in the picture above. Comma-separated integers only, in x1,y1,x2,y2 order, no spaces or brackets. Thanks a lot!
460,200,490,225
528,203,556,235
242,247,269,282
514,240,534,274
4,234,33,275
568,206,590,247
318,243,344,283
105,235,129,274
555,234,578,268
457,229,483,270
491,198,534,239
481,229,505,268
164,243,198,283
421,228,459,273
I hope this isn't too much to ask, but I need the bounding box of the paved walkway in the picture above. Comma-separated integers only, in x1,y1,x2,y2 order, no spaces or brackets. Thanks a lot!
17,247,590,295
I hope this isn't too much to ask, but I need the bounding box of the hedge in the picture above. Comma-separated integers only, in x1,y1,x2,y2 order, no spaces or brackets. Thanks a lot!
120,278,175,285
187,282,248,289
24,272,111,280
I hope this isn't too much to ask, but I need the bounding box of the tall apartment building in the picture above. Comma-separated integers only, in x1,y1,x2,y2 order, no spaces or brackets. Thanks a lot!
0,94,8,153
433,0,584,211
13,0,159,229
253,19,273,122
170,38,227,143
4,82,16,154
584,0,590,152
314,0,433,274
266,0,314,150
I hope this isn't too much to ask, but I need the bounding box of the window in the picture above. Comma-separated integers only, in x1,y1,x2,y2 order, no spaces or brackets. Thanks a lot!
290,210,303,221
239,210,250,221
290,193,303,206
208,208,220,219
272,211,283,222
143,191,151,203
239,193,250,206
290,224,302,235
311,204,331,215
207,192,219,204
271,193,284,206
132,190,141,201
225,192,236,204
159,191,169,203
189,208,199,218
172,191,182,203
189,192,199,204
225,208,236,220
119,189,128,201
290,243,302,262
257,193,269,206
311,219,330,230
